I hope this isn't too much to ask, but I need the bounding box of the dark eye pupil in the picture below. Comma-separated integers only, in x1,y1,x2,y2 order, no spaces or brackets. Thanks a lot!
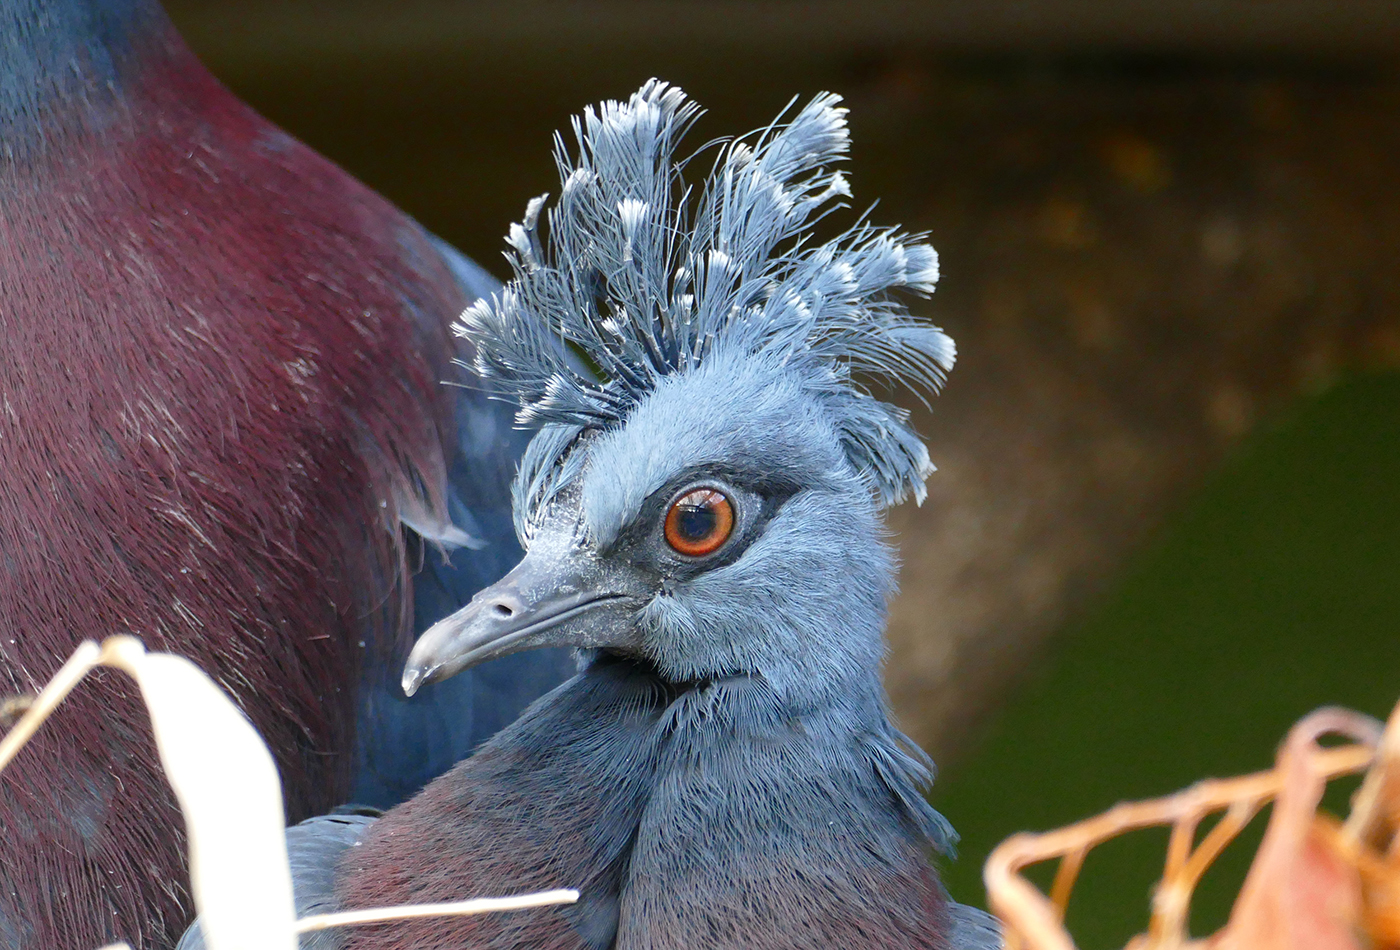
675,503,717,542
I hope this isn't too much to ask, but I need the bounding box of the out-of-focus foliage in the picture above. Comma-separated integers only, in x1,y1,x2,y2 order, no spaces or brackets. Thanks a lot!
936,372,1400,947
986,703,1394,950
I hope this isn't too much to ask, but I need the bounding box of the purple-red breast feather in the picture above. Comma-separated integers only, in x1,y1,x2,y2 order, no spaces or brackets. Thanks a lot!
0,9,473,949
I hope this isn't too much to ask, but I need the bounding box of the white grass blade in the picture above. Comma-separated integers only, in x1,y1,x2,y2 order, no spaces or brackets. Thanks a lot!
294,889,580,934
2,637,579,950
101,637,297,950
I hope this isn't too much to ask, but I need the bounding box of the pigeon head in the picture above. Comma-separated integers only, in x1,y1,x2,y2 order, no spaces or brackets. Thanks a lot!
404,80,953,702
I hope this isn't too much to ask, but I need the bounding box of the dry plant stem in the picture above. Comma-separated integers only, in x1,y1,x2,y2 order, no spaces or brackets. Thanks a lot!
0,637,152,774
1048,848,1086,919
1344,699,1400,850
986,744,1375,950
1,640,582,950
1151,799,1262,945
989,864,1076,950
1211,708,1383,950
1165,813,1200,883
0,640,102,773
294,889,580,934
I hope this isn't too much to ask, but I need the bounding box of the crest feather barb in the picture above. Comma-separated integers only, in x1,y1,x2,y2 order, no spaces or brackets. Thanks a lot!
456,78,954,507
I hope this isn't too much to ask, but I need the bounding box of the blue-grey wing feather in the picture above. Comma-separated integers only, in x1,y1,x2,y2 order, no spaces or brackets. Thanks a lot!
175,813,377,950
947,902,1004,950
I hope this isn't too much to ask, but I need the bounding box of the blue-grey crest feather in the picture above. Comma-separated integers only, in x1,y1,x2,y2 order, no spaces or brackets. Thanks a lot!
456,79,954,533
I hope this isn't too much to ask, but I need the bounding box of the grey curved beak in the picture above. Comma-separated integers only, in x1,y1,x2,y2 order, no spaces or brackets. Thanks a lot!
402,543,646,697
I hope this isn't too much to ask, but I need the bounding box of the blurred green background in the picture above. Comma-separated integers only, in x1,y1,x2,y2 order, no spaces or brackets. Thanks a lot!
162,3,1400,944
933,371,1400,948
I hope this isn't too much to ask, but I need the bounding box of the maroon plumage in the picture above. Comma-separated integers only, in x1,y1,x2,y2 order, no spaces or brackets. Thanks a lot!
0,2,493,947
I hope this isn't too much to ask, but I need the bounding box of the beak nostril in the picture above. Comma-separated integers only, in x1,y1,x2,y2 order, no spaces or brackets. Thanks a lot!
491,602,514,619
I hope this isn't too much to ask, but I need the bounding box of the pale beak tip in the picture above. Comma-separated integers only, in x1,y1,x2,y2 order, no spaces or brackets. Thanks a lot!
401,665,430,698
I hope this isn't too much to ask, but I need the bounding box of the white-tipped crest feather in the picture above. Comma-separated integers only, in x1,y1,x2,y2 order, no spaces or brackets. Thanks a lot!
456,79,953,509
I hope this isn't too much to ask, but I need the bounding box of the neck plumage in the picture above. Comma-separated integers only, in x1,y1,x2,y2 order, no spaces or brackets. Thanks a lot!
339,652,953,950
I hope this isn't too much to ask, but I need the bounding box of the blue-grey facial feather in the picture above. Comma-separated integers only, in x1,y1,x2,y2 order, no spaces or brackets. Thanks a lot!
458,79,953,527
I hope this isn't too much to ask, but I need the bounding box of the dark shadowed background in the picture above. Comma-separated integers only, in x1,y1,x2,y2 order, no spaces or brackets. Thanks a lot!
160,2,1400,945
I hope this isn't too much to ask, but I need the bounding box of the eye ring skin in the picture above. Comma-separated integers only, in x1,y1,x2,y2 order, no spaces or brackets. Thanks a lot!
663,487,735,557
602,471,793,575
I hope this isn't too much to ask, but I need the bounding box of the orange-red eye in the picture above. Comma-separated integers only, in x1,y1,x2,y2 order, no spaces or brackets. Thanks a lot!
663,488,735,557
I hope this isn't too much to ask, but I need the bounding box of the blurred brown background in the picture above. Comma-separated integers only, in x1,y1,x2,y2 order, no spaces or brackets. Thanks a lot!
162,3,1400,944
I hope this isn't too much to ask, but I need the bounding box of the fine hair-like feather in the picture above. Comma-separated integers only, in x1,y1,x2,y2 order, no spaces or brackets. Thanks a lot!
456,79,954,530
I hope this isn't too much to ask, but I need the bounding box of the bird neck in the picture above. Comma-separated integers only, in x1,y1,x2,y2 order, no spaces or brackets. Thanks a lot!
636,655,952,856
1,0,191,145
340,653,954,948
555,654,954,947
